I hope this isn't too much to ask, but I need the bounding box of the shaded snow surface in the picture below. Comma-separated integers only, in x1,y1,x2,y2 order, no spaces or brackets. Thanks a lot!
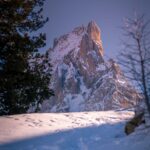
0,110,150,150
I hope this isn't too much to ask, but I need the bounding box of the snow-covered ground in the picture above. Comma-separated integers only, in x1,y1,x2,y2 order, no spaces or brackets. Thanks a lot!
0,110,150,150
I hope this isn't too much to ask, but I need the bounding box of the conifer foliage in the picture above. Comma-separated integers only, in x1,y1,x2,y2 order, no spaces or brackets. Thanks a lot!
0,0,54,115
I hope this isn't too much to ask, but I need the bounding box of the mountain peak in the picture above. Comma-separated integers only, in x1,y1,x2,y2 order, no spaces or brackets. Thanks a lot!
42,22,140,112
88,21,100,30
87,21,103,55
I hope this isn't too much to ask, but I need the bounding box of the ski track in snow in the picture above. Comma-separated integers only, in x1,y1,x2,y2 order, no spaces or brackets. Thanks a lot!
0,110,150,150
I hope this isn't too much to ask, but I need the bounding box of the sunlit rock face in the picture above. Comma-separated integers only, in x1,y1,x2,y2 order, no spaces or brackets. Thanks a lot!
41,21,140,112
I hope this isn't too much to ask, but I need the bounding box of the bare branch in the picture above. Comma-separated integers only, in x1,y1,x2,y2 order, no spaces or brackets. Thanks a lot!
118,14,150,115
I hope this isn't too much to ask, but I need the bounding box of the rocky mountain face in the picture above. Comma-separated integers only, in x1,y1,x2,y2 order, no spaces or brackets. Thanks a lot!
41,21,140,112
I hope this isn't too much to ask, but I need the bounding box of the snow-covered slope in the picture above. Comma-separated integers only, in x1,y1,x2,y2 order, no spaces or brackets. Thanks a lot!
41,21,140,112
0,111,150,150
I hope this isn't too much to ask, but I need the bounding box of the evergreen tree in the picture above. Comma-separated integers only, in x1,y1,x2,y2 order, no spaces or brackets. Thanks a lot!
0,0,54,115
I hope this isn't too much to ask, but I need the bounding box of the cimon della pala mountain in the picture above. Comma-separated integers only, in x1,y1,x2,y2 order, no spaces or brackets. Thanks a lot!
41,21,140,112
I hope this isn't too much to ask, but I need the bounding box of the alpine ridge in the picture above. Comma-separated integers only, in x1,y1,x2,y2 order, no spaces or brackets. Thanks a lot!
41,21,140,112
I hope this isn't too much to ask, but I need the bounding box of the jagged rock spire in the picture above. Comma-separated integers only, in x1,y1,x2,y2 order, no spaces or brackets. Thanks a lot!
87,21,103,55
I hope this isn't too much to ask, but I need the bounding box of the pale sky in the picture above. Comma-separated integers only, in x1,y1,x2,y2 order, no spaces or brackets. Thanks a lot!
41,0,150,59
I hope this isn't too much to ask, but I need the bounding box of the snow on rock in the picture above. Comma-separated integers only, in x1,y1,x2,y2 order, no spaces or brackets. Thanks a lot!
96,63,106,71
0,111,150,150
51,26,86,71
